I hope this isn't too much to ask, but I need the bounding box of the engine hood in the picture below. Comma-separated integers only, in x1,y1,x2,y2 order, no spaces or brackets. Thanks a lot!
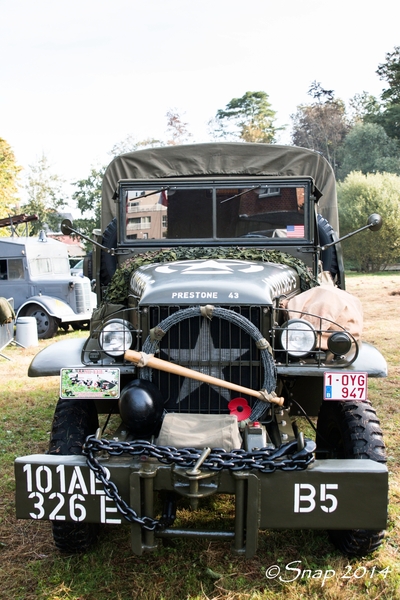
130,259,300,305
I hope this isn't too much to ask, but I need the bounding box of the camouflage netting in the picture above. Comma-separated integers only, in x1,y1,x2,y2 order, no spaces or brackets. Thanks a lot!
103,247,318,305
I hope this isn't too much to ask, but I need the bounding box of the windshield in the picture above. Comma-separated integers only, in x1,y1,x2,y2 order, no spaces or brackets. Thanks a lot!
123,183,309,242
29,256,70,276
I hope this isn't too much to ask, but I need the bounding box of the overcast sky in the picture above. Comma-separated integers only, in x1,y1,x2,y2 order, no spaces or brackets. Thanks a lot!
1,0,399,204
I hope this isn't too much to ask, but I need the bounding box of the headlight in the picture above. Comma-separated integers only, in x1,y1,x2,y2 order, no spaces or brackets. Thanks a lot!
327,331,352,356
99,319,133,357
280,319,316,357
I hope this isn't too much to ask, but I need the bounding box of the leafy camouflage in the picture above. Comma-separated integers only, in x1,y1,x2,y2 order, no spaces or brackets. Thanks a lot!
104,247,318,305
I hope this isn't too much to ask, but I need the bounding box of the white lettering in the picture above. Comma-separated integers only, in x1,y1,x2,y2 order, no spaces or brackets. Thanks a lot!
69,494,86,522
68,467,88,495
29,492,45,519
23,463,32,492
35,466,52,493
294,483,316,513
100,495,122,524
294,483,339,513
171,291,218,299
56,465,66,493
320,484,338,513
49,492,66,520
90,467,111,495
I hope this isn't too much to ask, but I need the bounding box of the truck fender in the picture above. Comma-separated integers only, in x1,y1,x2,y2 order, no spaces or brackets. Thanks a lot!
17,295,77,322
276,343,387,378
28,338,87,377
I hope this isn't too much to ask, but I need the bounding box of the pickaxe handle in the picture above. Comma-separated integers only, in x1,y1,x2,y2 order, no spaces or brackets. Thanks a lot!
124,349,283,405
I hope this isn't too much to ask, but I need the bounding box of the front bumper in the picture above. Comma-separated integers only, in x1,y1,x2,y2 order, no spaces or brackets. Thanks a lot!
15,454,388,557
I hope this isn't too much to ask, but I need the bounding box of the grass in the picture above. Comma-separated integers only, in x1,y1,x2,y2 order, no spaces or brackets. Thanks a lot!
0,274,399,600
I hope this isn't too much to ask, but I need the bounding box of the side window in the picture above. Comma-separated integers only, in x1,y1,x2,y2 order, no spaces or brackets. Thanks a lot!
8,258,25,280
0,260,7,280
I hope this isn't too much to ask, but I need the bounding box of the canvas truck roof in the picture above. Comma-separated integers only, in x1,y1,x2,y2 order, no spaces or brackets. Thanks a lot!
101,143,338,232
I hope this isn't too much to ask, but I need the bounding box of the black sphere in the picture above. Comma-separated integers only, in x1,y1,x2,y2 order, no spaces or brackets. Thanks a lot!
118,379,164,437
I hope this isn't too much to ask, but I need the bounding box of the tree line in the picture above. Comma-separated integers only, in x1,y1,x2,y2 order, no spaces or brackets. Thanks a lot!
1,46,400,270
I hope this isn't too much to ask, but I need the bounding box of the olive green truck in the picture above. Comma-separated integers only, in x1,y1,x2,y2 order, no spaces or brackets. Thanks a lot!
15,143,387,557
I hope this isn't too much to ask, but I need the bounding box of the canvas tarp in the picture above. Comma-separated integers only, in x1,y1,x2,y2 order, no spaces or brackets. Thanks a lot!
101,143,338,233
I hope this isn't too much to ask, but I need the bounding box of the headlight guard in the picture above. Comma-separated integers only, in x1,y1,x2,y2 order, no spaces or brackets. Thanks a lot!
280,318,316,357
99,319,133,357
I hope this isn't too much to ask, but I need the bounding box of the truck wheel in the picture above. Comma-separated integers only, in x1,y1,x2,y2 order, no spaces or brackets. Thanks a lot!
317,214,338,278
49,397,100,553
316,400,386,556
100,218,118,286
25,304,59,339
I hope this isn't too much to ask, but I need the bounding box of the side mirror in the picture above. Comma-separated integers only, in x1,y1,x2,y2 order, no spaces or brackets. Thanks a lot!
61,219,73,235
320,214,383,250
367,213,382,232
60,219,127,256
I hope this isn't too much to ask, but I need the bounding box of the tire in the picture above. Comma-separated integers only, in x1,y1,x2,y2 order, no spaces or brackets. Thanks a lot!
316,400,386,556
25,304,59,339
317,214,338,278
49,397,100,553
100,218,118,286
83,251,93,280
71,321,90,331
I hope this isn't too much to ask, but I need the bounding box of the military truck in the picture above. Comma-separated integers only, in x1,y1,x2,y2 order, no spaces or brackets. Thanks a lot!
15,143,388,557
0,232,96,338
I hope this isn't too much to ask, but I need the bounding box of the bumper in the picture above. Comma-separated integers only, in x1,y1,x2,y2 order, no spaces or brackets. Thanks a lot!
15,454,388,557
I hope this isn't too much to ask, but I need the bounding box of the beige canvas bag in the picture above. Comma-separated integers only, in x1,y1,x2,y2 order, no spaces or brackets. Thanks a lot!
157,413,242,451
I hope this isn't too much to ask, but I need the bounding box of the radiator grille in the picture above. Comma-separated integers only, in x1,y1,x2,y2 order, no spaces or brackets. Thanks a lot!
74,279,92,314
147,306,266,414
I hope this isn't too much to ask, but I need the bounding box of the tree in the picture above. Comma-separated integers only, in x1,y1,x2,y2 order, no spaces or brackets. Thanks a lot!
0,137,21,218
110,135,163,157
23,154,66,234
291,82,350,176
213,91,280,143
365,47,400,141
72,166,105,244
338,171,400,271
338,123,400,180
166,109,192,145
377,46,400,103
348,92,382,125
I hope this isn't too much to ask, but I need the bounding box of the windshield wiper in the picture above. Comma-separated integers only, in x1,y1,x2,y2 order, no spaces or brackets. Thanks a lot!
219,185,261,204
126,186,172,201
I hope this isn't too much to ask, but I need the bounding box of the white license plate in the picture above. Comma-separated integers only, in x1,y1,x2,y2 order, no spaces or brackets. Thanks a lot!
324,372,367,401
60,368,120,399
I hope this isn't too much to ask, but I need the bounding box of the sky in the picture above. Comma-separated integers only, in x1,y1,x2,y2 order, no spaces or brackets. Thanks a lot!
1,0,400,207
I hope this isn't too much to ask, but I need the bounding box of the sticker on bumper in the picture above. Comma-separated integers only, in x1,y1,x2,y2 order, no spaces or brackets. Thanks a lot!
60,368,120,399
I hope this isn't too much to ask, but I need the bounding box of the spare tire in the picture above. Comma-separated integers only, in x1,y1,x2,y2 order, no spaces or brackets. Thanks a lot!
100,218,118,286
317,214,338,278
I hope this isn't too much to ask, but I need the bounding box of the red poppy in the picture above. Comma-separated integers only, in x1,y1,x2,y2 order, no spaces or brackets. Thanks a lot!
228,397,251,421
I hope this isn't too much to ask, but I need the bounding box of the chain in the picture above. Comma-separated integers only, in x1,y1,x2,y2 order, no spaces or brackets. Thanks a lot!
82,436,315,532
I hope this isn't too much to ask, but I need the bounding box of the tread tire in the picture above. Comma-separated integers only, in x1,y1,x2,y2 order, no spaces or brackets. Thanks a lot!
316,400,386,556
49,397,99,553
100,218,118,286
25,304,59,339
317,214,338,277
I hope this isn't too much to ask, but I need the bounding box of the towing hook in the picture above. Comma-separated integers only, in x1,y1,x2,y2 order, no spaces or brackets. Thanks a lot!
297,431,305,452
186,447,212,476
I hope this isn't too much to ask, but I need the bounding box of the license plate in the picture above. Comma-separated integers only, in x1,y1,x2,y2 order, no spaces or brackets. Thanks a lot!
15,457,122,524
60,368,120,399
324,372,367,401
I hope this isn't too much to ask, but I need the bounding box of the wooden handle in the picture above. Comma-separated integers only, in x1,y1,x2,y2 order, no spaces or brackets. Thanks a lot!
124,349,283,405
